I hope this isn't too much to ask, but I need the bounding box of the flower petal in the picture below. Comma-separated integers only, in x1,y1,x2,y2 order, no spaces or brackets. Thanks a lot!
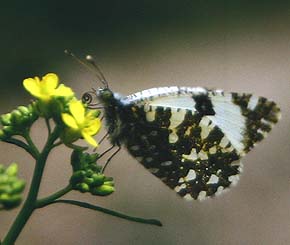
62,113,79,129
23,77,42,98
42,73,59,91
85,118,101,135
82,132,98,147
69,101,85,124
54,84,74,97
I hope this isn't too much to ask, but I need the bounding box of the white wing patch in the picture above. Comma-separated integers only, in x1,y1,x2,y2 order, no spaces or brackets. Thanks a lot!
169,108,187,128
208,93,246,154
247,96,259,110
148,95,196,110
199,116,214,139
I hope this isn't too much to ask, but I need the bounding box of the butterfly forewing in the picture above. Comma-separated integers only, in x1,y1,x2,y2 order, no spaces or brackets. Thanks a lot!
104,86,280,200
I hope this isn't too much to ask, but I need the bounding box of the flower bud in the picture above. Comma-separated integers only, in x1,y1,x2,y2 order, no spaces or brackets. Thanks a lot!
5,163,18,176
0,193,9,201
27,103,36,112
0,163,25,210
28,102,39,120
85,169,94,177
91,173,105,187
11,109,23,125
88,153,99,163
0,113,12,126
70,170,86,185
0,193,22,209
75,183,90,192
2,126,13,135
0,174,8,183
103,181,114,187
0,184,11,194
91,185,115,196
84,177,94,185
17,106,30,115
0,105,39,137
69,150,114,196
82,152,90,162
11,180,25,194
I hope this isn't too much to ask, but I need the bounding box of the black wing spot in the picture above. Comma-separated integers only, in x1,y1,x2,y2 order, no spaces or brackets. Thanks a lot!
193,94,215,116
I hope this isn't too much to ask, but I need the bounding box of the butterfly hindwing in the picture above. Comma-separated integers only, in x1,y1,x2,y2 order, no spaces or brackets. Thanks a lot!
123,102,242,200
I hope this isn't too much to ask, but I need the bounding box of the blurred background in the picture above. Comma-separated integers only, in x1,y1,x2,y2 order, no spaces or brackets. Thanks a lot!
0,1,290,244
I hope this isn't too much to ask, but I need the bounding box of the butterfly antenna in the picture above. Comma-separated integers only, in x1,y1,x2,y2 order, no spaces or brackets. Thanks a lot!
64,49,103,84
102,146,121,173
85,55,109,88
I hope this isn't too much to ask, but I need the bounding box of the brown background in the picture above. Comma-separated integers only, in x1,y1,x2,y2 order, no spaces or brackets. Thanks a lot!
0,1,290,244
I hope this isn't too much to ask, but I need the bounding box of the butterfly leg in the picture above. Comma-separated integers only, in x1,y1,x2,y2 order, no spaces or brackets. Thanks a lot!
97,144,115,159
102,145,122,173
98,132,109,145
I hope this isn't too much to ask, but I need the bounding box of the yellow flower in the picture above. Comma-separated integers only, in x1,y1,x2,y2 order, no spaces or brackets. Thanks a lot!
23,73,74,102
61,100,101,147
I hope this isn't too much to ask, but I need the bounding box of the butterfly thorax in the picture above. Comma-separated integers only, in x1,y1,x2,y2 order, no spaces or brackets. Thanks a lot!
97,88,131,145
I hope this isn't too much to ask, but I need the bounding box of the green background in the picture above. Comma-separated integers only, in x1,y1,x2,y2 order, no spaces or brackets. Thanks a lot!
0,1,290,244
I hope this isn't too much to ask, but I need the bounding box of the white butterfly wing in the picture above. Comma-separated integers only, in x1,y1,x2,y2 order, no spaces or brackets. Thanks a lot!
121,87,280,200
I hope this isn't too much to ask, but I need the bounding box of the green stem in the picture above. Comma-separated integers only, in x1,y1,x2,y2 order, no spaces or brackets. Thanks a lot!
49,199,162,227
67,143,88,151
23,132,40,158
52,140,62,148
45,118,51,135
2,127,60,245
3,138,38,159
35,185,72,209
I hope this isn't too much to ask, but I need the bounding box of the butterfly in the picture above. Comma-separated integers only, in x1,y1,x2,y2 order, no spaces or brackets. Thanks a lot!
77,54,281,201
82,84,281,201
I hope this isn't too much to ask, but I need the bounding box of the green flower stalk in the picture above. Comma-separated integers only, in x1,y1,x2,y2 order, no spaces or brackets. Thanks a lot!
0,73,161,245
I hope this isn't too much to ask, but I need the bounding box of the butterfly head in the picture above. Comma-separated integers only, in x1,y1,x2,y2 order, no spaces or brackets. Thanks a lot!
97,88,114,102
81,87,115,108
